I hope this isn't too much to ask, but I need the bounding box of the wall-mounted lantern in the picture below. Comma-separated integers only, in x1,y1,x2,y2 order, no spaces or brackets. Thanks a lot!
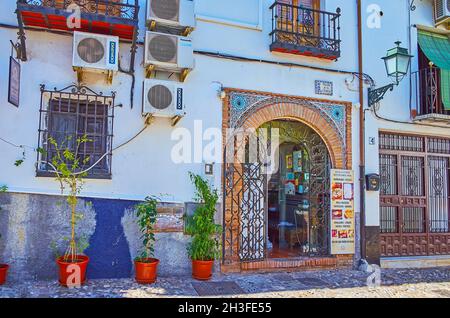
368,41,413,108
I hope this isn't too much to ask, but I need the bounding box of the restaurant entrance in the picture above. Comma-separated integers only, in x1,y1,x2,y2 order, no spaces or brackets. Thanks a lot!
263,120,331,258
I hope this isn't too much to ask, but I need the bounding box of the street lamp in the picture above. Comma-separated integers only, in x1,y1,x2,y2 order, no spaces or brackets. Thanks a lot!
368,41,413,108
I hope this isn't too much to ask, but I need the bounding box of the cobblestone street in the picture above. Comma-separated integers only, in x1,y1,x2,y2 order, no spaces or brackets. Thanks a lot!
1,267,449,298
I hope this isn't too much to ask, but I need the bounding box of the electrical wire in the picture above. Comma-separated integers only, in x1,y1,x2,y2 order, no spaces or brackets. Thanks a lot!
371,106,450,129
112,123,149,151
1,123,150,175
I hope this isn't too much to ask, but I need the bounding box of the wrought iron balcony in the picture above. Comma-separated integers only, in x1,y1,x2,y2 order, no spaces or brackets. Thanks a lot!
16,0,139,40
412,66,450,125
269,1,341,60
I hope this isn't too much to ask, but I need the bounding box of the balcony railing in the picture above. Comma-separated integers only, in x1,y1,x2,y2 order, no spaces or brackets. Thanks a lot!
412,67,450,118
18,0,139,21
269,1,341,60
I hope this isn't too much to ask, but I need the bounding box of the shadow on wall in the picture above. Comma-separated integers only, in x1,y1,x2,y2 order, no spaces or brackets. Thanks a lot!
0,193,96,281
84,198,135,279
0,193,192,281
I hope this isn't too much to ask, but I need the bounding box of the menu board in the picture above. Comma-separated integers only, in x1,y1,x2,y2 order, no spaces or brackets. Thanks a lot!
330,169,355,255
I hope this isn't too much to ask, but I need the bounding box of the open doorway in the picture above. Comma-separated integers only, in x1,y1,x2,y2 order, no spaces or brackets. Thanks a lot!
262,119,331,258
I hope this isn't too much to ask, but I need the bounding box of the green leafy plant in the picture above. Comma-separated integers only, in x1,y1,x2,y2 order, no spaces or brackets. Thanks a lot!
39,135,92,262
50,236,90,260
185,173,221,261
14,159,24,167
134,196,159,262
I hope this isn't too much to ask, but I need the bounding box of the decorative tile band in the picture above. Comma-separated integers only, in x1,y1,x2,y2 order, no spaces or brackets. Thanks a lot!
227,90,349,166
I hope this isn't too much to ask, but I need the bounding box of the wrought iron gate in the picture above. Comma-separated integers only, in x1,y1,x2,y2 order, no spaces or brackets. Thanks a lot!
307,136,331,256
223,160,268,263
222,121,332,264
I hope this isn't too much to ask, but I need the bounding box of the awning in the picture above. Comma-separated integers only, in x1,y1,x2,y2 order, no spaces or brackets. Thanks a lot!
418,30,450,110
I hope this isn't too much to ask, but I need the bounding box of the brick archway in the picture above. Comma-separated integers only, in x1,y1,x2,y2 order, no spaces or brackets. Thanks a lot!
221,90,354,272
239,102,346,169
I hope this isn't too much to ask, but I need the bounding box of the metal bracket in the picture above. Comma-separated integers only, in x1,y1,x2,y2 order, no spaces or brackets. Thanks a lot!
171,114,185,127
15,7,27,62
368,84,395,108
10,40,22,60
182,26,194,37
143,113,184,127
73,67,84,83
144,113,154,125
149,20,157,31
145,65,156,79
74,67,114,85
180,68,191,82
106,70,114,85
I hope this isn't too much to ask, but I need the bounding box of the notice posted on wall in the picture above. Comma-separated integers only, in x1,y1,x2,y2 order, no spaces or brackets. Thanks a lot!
330,169,355,255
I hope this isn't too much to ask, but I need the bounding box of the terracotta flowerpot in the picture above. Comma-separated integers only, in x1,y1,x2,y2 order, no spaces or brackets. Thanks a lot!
192,260,214,281
56,255,89,287
135,258,159,284
411,109,418,119
0,264,9,285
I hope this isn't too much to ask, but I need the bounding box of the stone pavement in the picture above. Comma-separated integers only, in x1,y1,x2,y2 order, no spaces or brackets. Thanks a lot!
0,267,449,298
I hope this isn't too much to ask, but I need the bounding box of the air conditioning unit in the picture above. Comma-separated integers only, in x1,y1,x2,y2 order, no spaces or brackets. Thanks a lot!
147,0,196,33
144,31,194,73
73,31,119,72
434,0,450,27
142,79,185,118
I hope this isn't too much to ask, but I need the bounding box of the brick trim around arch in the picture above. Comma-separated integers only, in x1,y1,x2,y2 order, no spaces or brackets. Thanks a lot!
221,88,354,273
222,88,353,170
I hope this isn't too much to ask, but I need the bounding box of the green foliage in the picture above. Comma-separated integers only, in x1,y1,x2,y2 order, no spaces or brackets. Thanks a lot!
42,135,92,260
13,148,26,167
51,236,90,260
134,196,159,262
185,173,221,261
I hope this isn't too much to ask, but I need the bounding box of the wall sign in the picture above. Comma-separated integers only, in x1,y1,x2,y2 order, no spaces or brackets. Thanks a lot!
330,169,355,255
8,56,20,107
315,80,333,96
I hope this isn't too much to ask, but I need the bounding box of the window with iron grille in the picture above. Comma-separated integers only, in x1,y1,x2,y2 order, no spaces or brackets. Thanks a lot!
37,85,115,179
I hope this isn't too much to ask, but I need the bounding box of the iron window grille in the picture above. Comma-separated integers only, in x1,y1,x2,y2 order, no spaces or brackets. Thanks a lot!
37,84,115,179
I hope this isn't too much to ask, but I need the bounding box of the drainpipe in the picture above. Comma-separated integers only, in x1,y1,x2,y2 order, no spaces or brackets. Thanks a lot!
357,0,366,261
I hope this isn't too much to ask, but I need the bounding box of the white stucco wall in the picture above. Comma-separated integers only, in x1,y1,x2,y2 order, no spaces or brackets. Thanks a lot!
361,0,449,226
0,0,362,204
1,0,447,232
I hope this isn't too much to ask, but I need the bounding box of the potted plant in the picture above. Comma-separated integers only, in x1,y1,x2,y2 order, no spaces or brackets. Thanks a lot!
185,173,221,281
39,135,91,287
134,196,160,284
0,185,9,285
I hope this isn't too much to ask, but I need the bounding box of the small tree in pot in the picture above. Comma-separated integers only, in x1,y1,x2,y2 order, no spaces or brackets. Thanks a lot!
185,173,221,281
0,185,9,285
39,135,92,287
134,196,159,284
